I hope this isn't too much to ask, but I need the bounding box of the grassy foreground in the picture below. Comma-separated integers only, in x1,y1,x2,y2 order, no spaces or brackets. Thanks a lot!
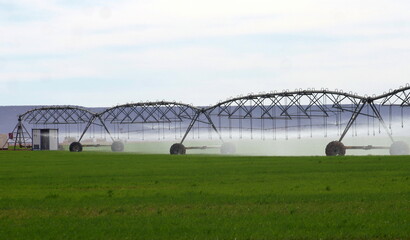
0,152,409,240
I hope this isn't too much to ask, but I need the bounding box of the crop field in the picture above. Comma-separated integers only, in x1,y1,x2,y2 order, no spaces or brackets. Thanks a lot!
0,151,409,240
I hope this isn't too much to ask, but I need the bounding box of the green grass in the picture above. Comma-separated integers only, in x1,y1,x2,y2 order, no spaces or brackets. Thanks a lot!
0,151,409,239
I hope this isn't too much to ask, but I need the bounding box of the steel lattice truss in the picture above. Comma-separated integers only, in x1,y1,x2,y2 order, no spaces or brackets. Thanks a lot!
9,85,410,149
21,106,96,124
373,86,410,106
204,90,366,119
99,101,200,124
17,87,410,127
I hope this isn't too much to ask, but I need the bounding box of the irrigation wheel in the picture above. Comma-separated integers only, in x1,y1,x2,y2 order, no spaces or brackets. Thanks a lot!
220,142,236,154
170,143,186,155
389,141,409,155
69,142,83,152
325,141,346,156
111,141,125,152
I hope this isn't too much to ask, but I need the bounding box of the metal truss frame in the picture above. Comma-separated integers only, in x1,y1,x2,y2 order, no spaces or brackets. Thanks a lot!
21,106,95,125
204,86,410,144
5,106,102,149
97,101,222,144
6,85,410,153
204,90,365,119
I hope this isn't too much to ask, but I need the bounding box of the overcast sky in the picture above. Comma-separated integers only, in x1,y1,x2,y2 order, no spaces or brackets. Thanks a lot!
1,0,410,107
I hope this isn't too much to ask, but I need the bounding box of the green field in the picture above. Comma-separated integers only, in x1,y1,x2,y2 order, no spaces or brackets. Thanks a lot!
0,151,409,239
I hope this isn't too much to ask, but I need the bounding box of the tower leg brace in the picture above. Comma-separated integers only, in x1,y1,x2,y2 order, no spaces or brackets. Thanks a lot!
339,102,366,142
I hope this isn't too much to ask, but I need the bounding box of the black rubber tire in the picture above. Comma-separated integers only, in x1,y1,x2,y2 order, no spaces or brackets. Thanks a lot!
69,142,83,152
170,143,186,155
325,141,346,156
111,141,125,152
220,142,236,154
389,141,409,155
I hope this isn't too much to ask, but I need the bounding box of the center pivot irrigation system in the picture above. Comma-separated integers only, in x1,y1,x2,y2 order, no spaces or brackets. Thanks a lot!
5,85,410,156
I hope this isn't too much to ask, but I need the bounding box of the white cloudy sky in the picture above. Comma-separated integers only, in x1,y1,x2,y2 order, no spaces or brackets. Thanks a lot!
1,0,410,107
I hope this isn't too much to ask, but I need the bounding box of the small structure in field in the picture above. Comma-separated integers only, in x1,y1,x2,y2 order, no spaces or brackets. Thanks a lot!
32,129,59,150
